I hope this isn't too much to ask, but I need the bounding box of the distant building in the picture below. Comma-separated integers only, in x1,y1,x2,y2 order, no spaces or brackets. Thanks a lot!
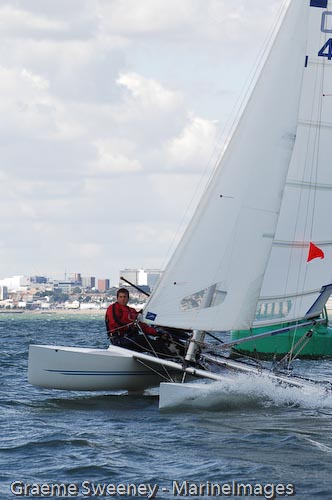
138,269,147,286
0,286,8,300
0,275,29,291
145,269,163,291
80,302,101,310
30,276,48,284
70,273,82,285
120,269,140,287
120,269,162,291
81,276,96,289
54,281,73,293
64,300,80,309
97,279,110,292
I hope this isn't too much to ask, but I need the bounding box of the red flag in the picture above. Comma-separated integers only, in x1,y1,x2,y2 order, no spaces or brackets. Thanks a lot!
307,242,324,262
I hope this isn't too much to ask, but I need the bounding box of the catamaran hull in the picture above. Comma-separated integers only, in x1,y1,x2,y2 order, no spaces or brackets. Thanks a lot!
231,321,332,359
158,381,248,410
28,344,172,391
159,373,330,410
28,344,331,411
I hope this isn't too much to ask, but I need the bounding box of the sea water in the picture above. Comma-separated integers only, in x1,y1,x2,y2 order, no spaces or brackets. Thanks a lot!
1,314,332,500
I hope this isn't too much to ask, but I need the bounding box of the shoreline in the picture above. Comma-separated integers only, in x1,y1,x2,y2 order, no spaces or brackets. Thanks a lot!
0,308,106,315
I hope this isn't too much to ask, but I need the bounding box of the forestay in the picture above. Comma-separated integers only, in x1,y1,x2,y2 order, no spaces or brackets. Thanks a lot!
144,0,309,332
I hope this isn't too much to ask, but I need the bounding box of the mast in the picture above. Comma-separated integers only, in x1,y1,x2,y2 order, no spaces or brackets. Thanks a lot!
185,285,216,363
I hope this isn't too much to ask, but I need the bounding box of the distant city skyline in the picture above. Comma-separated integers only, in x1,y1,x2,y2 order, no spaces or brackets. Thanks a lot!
0,268,163,290
1,1,283,282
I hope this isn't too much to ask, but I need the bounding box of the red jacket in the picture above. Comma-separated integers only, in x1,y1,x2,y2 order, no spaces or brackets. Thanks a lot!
105,302,158,337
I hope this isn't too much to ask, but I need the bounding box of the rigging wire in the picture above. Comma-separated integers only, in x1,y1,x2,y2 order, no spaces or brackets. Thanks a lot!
135,322,179,381
108,320,185,382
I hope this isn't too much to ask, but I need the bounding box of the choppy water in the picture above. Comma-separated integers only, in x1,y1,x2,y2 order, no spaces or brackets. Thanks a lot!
1,314,332,500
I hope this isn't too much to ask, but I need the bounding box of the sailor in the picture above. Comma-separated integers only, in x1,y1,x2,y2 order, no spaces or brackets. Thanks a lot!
105,288,172,354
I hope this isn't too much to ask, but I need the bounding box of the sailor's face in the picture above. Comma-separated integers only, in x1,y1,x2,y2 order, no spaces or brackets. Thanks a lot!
117,292,129,306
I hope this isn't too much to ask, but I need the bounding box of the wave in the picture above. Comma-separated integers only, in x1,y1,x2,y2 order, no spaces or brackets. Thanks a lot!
159,372,332,411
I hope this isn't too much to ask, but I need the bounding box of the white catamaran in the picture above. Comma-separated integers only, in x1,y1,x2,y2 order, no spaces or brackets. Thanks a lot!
28,0,332,409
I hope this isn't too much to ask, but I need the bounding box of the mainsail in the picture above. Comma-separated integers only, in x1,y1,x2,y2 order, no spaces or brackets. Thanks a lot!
144,0,309,332
255,0,332,326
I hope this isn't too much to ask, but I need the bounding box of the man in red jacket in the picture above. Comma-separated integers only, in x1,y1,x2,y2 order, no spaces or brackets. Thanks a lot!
105,288,168,353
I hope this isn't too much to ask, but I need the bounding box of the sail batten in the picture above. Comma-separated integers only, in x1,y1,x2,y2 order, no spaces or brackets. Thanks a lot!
272,240,332,247
286,180,332,190
307,58,332,66
259,289,322,301
298,120,332,129
144,0,310,332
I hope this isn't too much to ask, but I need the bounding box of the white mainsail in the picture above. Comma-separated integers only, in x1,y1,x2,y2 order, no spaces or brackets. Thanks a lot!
256,0,332,326
144,0,309,332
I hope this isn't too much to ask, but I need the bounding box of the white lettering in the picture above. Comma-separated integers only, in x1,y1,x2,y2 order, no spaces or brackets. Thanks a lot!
117,483,127,495
81,480,91,495
286,483,296,496
147,484,159,499
106,483,117,495
10,482,25,496
10,482,79,497
9,479,297,498
90,482,108,496
137,484,147,496
173,480,188,496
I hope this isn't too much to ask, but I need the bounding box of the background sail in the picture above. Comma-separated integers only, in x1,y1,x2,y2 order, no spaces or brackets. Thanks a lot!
256,1,332,326
144,0,308,332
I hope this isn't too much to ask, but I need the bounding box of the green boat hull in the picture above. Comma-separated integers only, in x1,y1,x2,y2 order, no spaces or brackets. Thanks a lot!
231,314,332,359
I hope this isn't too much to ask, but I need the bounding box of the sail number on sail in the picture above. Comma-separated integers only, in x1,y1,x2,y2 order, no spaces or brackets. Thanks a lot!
318,8,332,59
319,39,332,59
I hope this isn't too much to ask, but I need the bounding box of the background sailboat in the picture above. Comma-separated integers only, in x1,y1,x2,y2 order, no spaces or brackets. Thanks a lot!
232,0,332,358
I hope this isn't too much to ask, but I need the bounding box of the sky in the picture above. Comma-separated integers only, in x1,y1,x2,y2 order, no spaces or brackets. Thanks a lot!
0,0,284,285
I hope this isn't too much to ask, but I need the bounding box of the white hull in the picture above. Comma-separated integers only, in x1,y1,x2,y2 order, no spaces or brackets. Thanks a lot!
159,381,238,410
28,343,331,412
159,371,330,410
28,344,176,391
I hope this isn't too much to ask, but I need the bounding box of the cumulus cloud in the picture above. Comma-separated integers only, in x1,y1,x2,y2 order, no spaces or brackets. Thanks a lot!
167,115,218,170
93,140,142,174
117,72,182,112
0,4,65,36
0,0,284,282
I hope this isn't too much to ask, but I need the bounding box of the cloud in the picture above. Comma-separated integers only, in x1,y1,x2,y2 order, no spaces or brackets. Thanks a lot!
99,0,198,37
167,115,218,170
117,72,182,112
0,4,65,37
98,0,281,46
93,140,142,174
88,72,217,179
0,0,284,282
